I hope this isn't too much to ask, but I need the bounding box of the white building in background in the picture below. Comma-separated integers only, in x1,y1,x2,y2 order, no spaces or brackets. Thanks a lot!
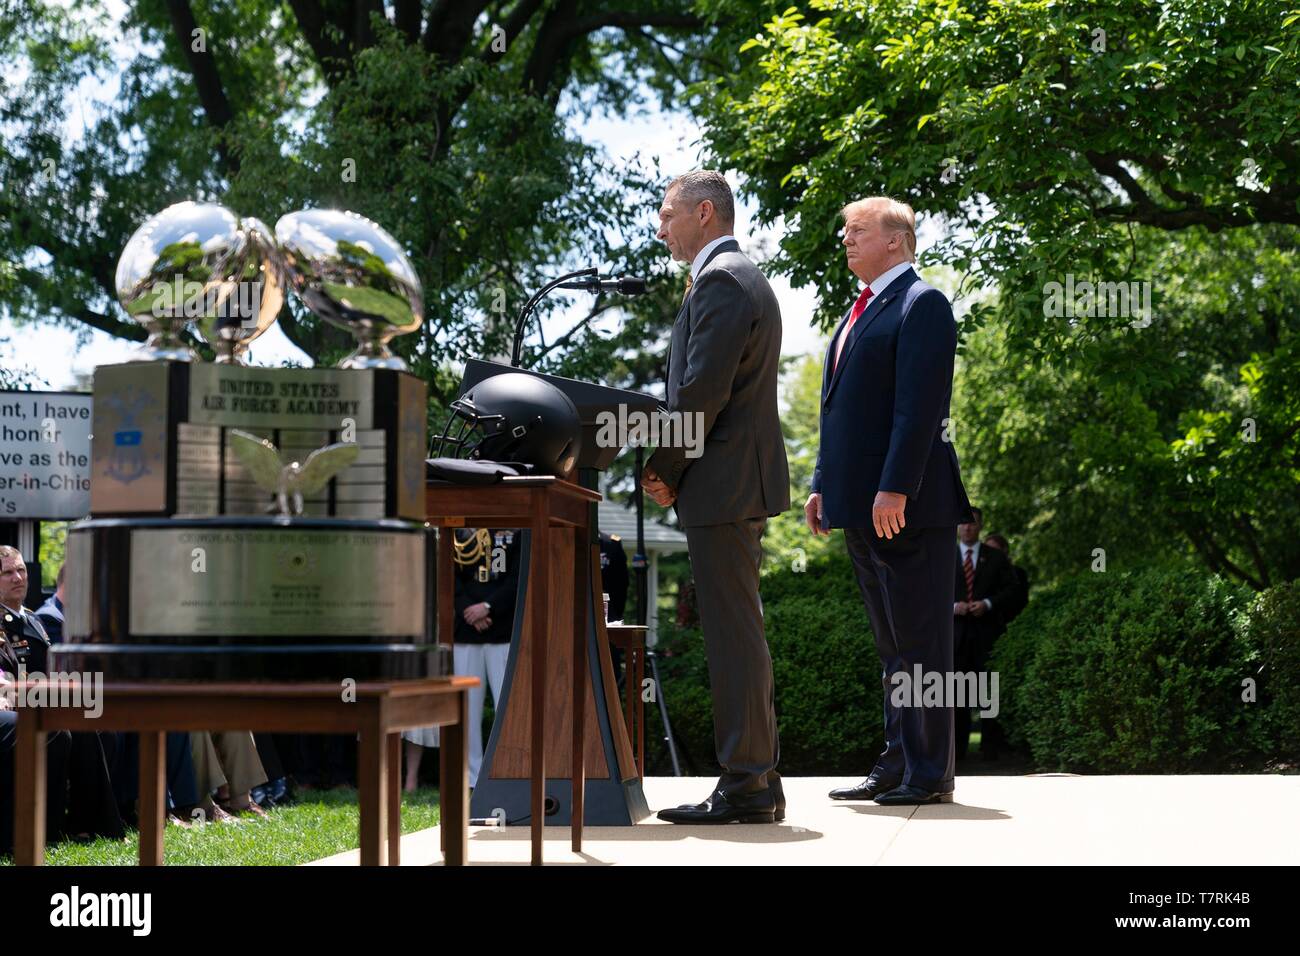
597,497,687,646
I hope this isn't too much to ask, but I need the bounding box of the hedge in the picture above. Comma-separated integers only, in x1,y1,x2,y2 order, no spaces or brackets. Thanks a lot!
647,548,1297,775
990,566,1264,771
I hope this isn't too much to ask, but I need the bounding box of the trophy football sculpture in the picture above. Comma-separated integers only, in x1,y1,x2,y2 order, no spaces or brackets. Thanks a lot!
274,208,423,370
115,201,284,364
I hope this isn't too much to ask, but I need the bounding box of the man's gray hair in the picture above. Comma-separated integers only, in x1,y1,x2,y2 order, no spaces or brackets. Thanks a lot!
0,545,21,565
667,170,736,226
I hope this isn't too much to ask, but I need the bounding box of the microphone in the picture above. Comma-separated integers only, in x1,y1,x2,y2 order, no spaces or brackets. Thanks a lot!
557,275,647,295
511,267,645,365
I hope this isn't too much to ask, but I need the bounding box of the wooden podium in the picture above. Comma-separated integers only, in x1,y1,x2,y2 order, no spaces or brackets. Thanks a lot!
427,476,649,866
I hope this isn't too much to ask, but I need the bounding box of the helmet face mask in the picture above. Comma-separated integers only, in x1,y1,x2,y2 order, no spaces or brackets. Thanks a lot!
430,373,582,476
430,396,504,461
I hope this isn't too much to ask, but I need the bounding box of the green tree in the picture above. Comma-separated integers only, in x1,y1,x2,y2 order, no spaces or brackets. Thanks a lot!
761,349,838,568
699,0,1299,336
952,225,1300,589
1,0,720,401
697,0,1300,586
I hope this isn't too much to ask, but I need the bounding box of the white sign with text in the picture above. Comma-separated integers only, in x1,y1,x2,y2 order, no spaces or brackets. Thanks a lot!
0,391,93,518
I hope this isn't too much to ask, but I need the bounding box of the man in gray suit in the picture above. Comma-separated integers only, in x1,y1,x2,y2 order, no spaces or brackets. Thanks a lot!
641,170,791,824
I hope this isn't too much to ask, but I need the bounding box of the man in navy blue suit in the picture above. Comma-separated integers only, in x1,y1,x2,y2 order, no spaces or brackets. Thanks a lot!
805,197,973,806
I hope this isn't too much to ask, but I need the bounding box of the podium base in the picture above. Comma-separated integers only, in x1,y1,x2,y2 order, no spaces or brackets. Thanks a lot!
470,775,651,827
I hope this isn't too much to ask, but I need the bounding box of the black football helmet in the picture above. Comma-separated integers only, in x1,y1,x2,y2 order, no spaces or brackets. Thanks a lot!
432,372,582,475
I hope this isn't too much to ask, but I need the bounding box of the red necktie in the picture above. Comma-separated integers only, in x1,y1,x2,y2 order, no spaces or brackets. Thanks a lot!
832,285,875,373
962,548,975,601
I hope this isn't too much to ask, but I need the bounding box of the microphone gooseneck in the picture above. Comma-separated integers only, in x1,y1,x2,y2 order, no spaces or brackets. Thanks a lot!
512,269,648,366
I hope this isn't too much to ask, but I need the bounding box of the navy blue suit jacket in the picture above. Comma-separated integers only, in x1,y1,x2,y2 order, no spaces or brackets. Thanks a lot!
811,266,973,529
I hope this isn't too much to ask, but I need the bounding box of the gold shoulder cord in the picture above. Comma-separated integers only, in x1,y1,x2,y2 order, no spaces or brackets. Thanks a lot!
453,528,493,581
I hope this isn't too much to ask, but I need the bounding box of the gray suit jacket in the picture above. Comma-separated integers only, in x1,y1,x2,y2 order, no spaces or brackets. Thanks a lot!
647,239,791,528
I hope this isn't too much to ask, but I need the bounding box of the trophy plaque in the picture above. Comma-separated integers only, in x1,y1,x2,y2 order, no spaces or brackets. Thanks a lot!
88,361,427,521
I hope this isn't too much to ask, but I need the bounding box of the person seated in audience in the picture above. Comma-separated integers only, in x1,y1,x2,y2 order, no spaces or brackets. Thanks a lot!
1,546,122,849
110,731,206,828
189,731,270,820
0,668,72,856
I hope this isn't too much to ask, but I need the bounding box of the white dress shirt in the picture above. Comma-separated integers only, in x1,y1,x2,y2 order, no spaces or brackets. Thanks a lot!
833,259,915,359
690,234,737,280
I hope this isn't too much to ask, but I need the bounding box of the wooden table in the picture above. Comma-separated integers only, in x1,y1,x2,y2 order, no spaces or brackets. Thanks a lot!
427,476,600,865
606,625,649,778
12,676,478,866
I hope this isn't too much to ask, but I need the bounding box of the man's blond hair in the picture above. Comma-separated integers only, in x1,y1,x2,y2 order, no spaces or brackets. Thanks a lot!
842,196,917,262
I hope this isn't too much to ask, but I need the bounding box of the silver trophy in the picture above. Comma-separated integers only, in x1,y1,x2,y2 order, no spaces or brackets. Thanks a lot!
116,201,266,362
191,216,285,364
274,208,423,370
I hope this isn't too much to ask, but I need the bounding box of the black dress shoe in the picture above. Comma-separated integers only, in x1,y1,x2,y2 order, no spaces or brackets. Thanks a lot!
657,787,777,824
828,777,900,801
768,774,785,822
872,784,954,806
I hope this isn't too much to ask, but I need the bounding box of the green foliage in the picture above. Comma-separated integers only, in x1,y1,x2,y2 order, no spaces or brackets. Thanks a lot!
1241,579,1300,765
654,550,1290,776
0,342,38,389
761,350,838,567
990,565,1266,772
38,521,68,587
952,225,1300,590
1,0,711,403
700,0,1300,342
699,0,1300,590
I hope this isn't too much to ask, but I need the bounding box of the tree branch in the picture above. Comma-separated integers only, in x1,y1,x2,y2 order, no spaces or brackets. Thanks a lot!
286,0,353,85
635,24,729,74
494,0,545,53
562,11,705,39
1084,150,1158,213
164,0,240,174
1233,514,1271,589
351,0,384,51
424,0,493,59
4,199,122,321
530,300,619,361
521,0,579,95
394,0,422,41
15,268,143,341
635,27,688,87
523,5,705,95
1086,149,1300,230
1182,518,1265,590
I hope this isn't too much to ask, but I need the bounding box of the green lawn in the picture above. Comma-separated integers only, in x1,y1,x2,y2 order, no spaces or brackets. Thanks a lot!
1,786,442,866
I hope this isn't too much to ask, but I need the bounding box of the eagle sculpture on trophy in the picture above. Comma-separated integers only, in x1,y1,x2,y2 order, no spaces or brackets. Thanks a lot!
228,429,359,517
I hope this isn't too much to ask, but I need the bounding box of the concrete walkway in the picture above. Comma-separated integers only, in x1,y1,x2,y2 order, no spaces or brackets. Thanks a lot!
307,774,1300,865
